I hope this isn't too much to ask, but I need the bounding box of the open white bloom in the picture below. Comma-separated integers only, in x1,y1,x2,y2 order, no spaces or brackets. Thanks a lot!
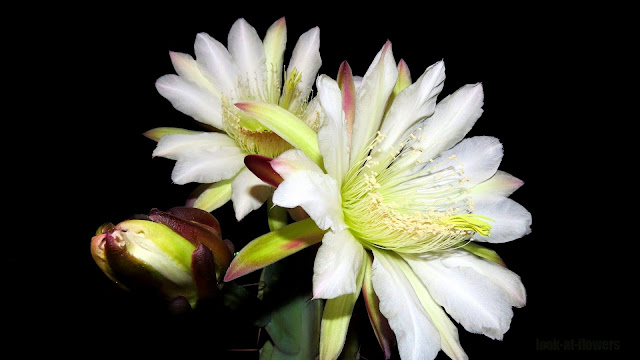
147,17,321,220
227,42,531,359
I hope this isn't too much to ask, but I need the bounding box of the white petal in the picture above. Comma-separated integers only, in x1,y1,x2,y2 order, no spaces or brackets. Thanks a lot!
169,51,219,97
472,195,532,243
371,251,441,360
471,170,524,198
155,75,223,129
272,170,345,231
377,61,445,152
286,27,321,100
227,18,266,94
270,149,324,178
404,253,514,340
316,75,349,185
263,17,287,102
350,42,398,166
194,33,240,96
313,229,364,299
153,133,245,184
431,136,503,187
441,251,526,308
231,168,271,221
414,83,484,163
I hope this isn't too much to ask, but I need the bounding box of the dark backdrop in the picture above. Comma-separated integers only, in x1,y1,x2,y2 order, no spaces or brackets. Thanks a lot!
18,5,623,359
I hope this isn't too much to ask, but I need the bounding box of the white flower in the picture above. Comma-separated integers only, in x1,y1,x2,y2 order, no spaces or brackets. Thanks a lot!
147,17,321,220
227,41,532,360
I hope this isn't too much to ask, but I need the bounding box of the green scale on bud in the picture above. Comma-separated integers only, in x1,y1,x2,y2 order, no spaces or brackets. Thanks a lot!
90,207,232,308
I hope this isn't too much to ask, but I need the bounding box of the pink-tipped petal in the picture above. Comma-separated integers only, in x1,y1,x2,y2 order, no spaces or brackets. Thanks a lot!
362,252,395,359
337,61,356,145
244,155,283,187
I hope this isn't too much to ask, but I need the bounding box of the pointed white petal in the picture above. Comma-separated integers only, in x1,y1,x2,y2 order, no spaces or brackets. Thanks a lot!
270,149,324,178
472,195,532,243
442,250,526,308
263,17,287,103
371,250,441,360
414,83,484,163
316,75,350,185
471,170,524,198
286,27,321,100
404,252,514,340
378,61,445,152
272,170,345,231
153,133,245,184
169,51,219,96
313,229,364,299
155,75,223,129
231,167,271,221
431,136,503,187
350,42,398,166
194,33,240,96
227,18,266,94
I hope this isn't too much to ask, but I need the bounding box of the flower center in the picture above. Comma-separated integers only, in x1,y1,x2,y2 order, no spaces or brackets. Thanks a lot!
221,68,318,158
341,133,492,254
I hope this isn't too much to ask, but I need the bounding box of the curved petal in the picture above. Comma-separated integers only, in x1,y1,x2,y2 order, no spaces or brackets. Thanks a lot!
153,133,246,185
272,170,345,231
350,42,398,166
472,195,532,243
431,136,503,187
231,167,271,221
169,51,219,96
413,83,484,163
227,18,266,94
316,75,349,185
155,74,223,129
270,149,324,178
263,17,287,103
191,179,234,212
440,250,526,308
313,229,364,299
194,32,240,96
471,170,524,198
377,61,445,153
371,250,441,360
404,252,514,340
286,26,321,100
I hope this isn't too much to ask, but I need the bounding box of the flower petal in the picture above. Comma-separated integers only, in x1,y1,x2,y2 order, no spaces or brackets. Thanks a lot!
263,17,287,103
270,149,324,178
235,102,323,166
316,75,350,185
319,250,366,360
272,170,344,231
413,83,484,163
440,250,526,308
153,133,246,184
194,32,240,96
224,218,324,281
143,127,203,142
350,41,398,166
362,253,395,359
155,74,223,129
231,167,271,221
377,61,445,153
227,18,266,93
405,251,518,340
337,62,356,144
169,51,219,96
191,179,234,212
471,170,524,198
371,249,441,360
432,136,504,187
472,195,532,243
313,229,364,299
286,26,321,101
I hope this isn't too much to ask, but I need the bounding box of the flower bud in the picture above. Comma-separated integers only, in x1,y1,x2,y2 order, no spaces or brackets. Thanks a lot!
90,207,232,308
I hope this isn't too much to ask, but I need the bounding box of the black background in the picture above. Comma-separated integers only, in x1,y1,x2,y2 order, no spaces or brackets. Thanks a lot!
14,4,624,359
